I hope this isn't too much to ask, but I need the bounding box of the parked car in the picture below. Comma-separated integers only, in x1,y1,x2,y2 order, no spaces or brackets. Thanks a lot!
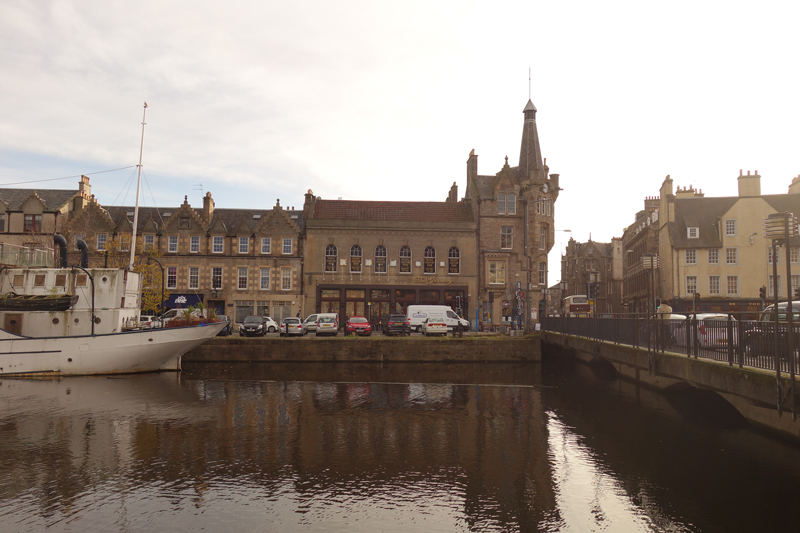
262,316,279,333
303,314,319,332
345,316,372,336
139,314,161,328
239,315,267,337
743,302,800,358
421,317,447,336
316,314,339,336
280,317,305,337
673,313,738,349
216,315,233,336
383,314,410,336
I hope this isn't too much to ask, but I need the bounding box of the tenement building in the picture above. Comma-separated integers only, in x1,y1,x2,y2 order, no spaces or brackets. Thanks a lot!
655,171,800,317
464,100,560,327
621,197,660,314
63,190,306,324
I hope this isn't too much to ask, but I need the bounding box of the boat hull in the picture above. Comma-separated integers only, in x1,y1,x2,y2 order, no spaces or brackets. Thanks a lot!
0,321,227,376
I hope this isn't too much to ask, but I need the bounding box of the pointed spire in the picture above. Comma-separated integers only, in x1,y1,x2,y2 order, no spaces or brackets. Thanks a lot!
518,99,543,182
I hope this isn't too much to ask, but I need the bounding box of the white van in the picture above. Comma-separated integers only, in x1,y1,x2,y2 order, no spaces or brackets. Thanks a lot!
406,305,469,333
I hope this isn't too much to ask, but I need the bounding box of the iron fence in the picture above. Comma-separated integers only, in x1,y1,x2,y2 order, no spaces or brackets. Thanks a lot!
541,314,800,376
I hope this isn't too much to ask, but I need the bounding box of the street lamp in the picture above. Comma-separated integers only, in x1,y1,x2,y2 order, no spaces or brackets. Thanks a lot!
764,212,798,411
641,254,659,316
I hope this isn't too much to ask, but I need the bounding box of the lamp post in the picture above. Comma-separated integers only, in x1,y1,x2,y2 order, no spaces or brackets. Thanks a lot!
147,256,165,317
641,254,659,316
764,212,798,418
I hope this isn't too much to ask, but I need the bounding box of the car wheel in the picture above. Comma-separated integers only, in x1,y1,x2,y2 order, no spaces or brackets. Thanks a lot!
268,326,276,333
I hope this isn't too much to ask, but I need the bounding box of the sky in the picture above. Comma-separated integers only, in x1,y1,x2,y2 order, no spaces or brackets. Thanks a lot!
1,0,799,283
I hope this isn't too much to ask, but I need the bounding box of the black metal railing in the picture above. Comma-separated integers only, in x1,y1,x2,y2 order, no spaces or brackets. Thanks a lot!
541,314,799,376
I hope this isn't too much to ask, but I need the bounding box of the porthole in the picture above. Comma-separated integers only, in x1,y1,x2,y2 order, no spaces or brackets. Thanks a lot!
52,318,60,325
101,276,109,283
74,318,80,324
94,317,101,324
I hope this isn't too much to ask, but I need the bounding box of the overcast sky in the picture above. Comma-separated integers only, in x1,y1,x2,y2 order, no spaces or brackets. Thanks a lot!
1,0,798,283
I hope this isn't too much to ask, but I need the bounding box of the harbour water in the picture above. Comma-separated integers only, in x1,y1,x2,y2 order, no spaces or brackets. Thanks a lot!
1,358,799,532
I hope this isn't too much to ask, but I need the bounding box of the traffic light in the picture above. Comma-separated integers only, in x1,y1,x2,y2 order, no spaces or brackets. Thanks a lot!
759,286,767,300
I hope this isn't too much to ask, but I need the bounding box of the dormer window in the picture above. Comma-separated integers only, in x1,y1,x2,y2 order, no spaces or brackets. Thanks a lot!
507,193,517,215
497,193,506,214
688,227,699,239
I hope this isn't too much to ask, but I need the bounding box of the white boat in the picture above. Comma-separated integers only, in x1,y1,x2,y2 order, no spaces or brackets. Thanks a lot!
0,265,227,376
0,103,226,376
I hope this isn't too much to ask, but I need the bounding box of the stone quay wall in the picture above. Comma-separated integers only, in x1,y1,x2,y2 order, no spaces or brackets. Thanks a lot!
184,336,541,364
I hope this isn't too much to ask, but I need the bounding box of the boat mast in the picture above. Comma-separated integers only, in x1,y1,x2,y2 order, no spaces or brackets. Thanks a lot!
129,101,148,270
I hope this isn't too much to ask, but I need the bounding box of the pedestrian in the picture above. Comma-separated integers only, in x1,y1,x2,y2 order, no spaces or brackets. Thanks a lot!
296,310,301,318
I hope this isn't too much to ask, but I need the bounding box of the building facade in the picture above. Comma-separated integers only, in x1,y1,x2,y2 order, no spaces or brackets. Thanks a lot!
464,100,560,328
621,197,661,314
560,237,622,315
302,189,477,328
656,171,800,317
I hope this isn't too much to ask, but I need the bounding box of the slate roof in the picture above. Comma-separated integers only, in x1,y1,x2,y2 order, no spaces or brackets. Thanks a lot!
312,199,473,223
0,188,80,211
668,193,800,248
103,206,305,234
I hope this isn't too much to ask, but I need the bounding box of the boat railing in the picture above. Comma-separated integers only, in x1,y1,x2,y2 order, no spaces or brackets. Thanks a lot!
0,244,54,268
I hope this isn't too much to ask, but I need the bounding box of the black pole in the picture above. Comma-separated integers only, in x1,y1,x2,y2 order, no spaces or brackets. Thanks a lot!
772,239,781,414
783,215,796,420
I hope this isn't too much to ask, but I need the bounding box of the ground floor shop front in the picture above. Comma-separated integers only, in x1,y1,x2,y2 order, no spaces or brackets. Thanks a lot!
312,283,470,330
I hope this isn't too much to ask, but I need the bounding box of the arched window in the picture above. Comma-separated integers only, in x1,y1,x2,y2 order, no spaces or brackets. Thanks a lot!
350,245,362,273
497,193,506,214
424,246,436,274
448,247,460,274
399,245,412,273
325,244,337,272
374,245,387,273
507,193,517,215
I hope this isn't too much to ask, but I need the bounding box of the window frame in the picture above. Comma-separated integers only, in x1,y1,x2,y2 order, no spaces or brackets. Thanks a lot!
488,261,505,285
261,237,271,254
281,267,292,290
501,226,513,249
497,193,506,215
685,249,697,265
325,244,338,272
168,235,178,253
96,233,107,251
211,267,223,289
374,245,387,273
724,219,737,237
238,267,248,290
238,236,249,254
212,236,224,254
282,237,292,255
188,267,199,289
167,266,177,289
260,267,271,290
725,247,738,265
190,235,200,253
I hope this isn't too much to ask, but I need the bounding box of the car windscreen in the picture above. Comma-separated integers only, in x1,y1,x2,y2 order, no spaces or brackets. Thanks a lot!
243,316,262,323
319,317,336,323
350,317,368,323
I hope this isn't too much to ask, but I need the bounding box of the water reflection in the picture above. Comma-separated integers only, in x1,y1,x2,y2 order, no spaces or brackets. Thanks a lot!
0,362,799,532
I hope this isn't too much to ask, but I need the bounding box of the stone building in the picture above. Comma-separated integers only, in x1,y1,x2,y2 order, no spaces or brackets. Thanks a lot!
0,175,92,266
464,100,560,328
63,190,306,323
561,237,623,315
621,197,661,314
301,188,477,328
656,171,800,317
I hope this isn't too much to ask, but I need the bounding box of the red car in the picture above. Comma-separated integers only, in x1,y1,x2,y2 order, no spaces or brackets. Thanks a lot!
345,316,372,336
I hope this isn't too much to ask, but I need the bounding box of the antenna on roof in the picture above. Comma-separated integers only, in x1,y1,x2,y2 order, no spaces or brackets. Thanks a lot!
193,183,203,199
528,67,531,100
